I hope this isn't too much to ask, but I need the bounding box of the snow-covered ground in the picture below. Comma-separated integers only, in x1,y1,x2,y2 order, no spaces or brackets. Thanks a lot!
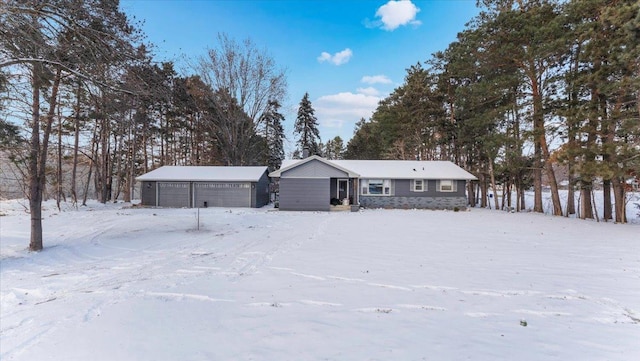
1,198,639,361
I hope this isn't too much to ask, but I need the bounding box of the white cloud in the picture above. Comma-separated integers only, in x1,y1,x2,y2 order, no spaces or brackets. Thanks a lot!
317,48,353,66
314,92,381,130
361,75,392,84
317,52,332,62
375,0,421,31
357,87,380,96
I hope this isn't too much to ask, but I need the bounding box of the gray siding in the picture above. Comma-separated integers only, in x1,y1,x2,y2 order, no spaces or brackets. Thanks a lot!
394,179,416,197
252,171,270,208
193,182,251,207
282,159,349,178
141,181,157,206
392,179,466,197
279,178,329,211
158,182,191,207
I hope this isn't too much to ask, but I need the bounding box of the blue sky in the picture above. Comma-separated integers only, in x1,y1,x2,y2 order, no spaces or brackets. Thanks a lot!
121,0,480,152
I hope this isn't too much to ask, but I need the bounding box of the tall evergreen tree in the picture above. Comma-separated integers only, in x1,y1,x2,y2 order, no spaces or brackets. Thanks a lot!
562,0,640,222
294,92,321,155
324,136,345,160
345,118,384,159
479,0,565,215
260,99,286,171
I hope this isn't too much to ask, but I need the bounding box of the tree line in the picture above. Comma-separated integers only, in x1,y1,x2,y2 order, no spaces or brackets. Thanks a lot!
0,1,288,251
1,0,638,251
345,0,639,223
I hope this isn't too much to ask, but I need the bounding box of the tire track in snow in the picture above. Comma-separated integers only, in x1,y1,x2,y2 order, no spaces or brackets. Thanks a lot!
223,213,338,281
146,292,235,303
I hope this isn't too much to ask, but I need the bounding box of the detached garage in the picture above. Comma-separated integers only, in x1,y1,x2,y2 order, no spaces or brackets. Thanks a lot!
136,166,270,208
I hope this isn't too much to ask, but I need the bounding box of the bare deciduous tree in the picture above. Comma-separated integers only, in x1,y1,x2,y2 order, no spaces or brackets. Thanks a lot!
197,33,287,123
0,0,142,251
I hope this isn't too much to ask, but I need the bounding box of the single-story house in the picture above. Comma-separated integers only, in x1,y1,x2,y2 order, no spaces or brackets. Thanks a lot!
269,156,477,211
136,166,270,208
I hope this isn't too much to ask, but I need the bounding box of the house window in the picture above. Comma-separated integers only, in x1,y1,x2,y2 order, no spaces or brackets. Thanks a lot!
438,180,457,192
361,179,393,196
412,179,425,192
369,179,384,195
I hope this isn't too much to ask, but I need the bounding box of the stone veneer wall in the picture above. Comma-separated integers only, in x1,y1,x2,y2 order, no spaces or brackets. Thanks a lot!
359,196,467,210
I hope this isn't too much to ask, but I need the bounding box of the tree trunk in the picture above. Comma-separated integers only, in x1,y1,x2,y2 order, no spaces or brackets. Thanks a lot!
506,181,512,211
160,107,165,166
528,61,545,213
541,144,562,215
611,177,626,223
501,183,507,210
580,183,593,219
566,173,575,217
71,82,81,205
56,103,64,211
83,125,99,206
143,125,149,173
29,65,43,252
488,159,500,210
123,108,134,203
467,181,476,207
600,92,613,221
96,96,112,204
29,66,62,251
480,174,488,208
602,179,612,221
112,132,122,202
532,88,543,213
565,43,579,217
532,80,562,215
519,183,525,211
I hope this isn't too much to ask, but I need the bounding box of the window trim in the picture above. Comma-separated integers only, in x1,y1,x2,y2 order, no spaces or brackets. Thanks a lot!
368,179,384,195
411,179,425,192
361,179,393,196
438,179,456,192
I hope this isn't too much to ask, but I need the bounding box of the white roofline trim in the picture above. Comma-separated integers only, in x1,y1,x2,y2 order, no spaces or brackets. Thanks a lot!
269,155,360,178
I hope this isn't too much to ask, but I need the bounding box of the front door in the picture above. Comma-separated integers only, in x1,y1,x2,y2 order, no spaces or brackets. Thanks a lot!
338,179,349,201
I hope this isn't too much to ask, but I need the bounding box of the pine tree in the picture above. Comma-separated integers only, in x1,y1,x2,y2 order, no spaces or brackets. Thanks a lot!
345,118,384,160
562,0,640,222
294,92,321,155
324,136,345,160
260,99,286,171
